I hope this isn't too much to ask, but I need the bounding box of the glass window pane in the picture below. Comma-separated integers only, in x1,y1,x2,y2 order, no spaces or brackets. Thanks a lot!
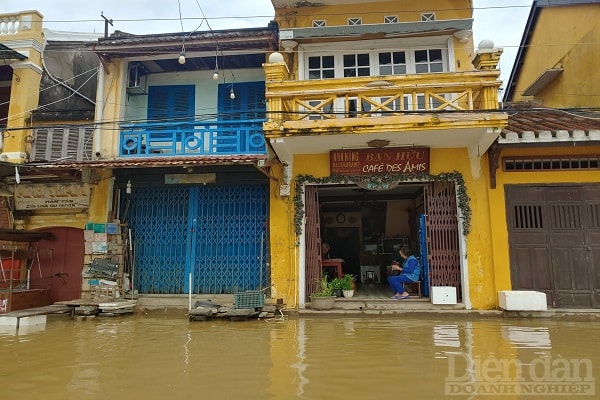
344,69,356,77
380,66,392,75
379,53,391,65
309,71,321,79
393,52,406,64
344,54,356,67
323,70,335,79
358,67,370,76
415,64,428,74
357,53,370,66
429,49,442,62
396,65,407,74
308,57,320,69
415,50,428,63
322,56,334,68
430,63,443,73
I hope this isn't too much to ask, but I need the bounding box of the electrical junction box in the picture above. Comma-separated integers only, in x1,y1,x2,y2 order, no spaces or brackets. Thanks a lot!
430,286,457,305
0,152,27,163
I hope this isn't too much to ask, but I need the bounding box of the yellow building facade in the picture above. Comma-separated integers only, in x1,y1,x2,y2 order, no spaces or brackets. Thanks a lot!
264,0,508,309
497,0,600,308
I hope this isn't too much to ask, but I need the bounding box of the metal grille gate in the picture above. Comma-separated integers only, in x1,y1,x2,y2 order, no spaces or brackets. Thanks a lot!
425,181,461,299
125,184,268,294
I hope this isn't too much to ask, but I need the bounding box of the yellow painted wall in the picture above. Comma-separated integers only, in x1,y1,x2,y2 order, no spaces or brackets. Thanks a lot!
488,145,600,293
510,4,600,107
3,11,44,156
98,61,125,158
274,0,472,28
269,147,498,309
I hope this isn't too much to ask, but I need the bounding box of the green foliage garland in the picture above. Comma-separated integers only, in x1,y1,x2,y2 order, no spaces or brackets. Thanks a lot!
293,171,471,237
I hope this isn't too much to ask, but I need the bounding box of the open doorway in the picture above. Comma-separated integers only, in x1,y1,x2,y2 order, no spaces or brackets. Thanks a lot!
304,181,462,300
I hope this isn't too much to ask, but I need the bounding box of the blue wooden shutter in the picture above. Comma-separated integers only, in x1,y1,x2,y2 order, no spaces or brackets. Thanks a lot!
148,85,195,123
217,81,265,120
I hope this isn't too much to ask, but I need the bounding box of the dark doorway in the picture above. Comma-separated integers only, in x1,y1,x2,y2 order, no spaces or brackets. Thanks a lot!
324,227,361,278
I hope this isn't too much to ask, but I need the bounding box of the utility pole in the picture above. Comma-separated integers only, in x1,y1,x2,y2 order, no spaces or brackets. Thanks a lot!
101,12,113,39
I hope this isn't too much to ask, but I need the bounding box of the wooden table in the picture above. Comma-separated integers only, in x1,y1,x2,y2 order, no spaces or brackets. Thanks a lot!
322,259,344,278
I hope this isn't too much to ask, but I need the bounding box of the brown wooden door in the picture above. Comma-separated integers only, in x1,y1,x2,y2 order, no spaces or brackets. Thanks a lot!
425,181,461,299
506,185,600,308
33,227,84,303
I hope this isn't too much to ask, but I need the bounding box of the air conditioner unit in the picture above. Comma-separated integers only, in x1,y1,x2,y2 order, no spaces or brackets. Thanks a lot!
127,63,148,95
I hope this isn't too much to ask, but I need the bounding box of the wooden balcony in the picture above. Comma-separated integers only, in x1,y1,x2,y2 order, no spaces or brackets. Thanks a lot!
263,66,504,137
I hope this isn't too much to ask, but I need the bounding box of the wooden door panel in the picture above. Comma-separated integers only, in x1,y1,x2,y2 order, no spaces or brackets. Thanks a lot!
507,184,600,308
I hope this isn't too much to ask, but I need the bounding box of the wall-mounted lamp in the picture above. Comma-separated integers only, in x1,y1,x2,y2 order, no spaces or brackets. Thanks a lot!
126,180,132,194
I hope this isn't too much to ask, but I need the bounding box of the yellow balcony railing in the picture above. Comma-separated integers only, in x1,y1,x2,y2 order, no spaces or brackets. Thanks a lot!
263,67,502,131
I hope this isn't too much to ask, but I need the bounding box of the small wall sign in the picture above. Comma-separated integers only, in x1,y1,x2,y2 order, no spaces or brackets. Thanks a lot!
330,147,430,176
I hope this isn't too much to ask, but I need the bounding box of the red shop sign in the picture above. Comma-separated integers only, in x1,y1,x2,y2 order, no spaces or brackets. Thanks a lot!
330,147,430,175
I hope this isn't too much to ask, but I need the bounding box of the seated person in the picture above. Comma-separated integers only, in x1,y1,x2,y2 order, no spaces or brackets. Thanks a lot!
387,246,421,300
321,243,333,260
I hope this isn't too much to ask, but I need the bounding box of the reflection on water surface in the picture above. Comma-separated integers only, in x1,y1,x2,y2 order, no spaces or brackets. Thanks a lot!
0,315,597,399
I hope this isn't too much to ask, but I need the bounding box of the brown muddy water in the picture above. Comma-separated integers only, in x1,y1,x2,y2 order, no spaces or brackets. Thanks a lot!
0,314,598,399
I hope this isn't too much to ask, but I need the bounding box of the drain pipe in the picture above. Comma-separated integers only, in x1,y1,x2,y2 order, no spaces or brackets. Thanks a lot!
94,65,104,158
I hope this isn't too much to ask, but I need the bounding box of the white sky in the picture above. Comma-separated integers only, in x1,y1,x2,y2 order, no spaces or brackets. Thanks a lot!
1,0,533,92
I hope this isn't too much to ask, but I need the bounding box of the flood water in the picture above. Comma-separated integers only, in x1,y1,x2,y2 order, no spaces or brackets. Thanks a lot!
0,313,597,399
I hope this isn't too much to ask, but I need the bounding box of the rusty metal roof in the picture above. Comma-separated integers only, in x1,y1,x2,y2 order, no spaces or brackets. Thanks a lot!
499,108,600,144
32,154,267,170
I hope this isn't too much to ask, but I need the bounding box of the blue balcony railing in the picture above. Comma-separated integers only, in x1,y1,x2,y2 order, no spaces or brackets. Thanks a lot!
119,119,267,157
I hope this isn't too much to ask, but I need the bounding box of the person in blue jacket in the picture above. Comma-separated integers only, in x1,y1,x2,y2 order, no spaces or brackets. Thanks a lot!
387,246,421,300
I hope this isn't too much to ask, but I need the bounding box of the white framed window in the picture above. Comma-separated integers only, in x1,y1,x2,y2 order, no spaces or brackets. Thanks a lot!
343,53,370,77
308,55,335,79
378,51,407,75
301,37,451,80
414,49,444,73
312,20,326,27
348,17,362,26
384,15,398,24
421,13,435,21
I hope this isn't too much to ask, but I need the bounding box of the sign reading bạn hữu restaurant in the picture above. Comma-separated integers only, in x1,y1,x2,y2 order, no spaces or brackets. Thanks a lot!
14,183,90,210
330,147,430,175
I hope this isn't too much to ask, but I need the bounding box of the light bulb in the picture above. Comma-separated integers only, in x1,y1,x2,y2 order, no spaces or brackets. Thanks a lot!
126,180,132,194
229,88,235,100
178,52,186,65
213,70,219,80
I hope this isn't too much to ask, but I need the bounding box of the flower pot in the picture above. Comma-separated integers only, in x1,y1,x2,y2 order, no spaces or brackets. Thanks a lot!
332,288,343,298
343,289,354,298
309,295,336,310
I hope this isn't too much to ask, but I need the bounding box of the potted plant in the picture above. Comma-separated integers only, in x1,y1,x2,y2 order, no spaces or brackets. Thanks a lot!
330,277,344,297
340,274,356,298
309,276,336,310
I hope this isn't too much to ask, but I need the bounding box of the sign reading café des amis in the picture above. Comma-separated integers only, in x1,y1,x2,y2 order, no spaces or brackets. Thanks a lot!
330,147,430,176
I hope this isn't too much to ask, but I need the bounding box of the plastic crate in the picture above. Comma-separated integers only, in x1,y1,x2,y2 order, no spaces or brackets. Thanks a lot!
234,291,264,309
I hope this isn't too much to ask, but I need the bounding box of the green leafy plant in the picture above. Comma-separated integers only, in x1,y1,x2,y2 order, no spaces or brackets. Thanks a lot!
311,276,334,297
339,274,355,290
